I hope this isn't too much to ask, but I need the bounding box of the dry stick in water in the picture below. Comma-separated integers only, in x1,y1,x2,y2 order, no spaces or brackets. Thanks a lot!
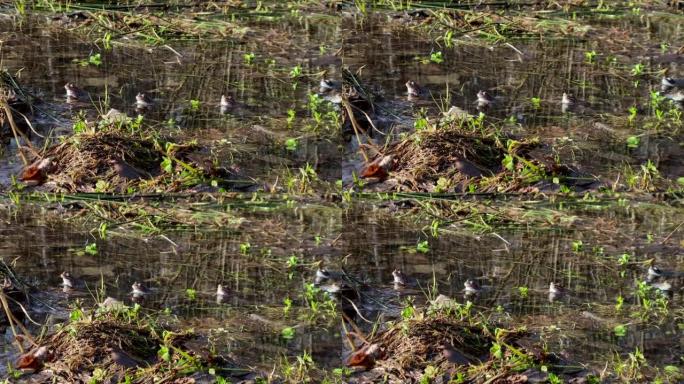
0,98,37,165
0,291,20,352
0,290,38,353
341,97,370,163
5,295,42,326
341,312,370,349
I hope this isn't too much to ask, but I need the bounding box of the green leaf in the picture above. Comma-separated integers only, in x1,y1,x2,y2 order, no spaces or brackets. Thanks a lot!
429,51,444,64
161,157,173,173
502,154,515,171
416,240,430,253
281,327,295,340
626,136,640,149
88,53,102,66
70,308,83,321
186,288,197,300
285,138,298,151
614,324,627,337
158,345,171,362
85,243,98,255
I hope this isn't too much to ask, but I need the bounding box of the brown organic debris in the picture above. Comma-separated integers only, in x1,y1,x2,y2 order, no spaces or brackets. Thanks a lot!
366,126,545,193
350,313,548,383
19,130,246,193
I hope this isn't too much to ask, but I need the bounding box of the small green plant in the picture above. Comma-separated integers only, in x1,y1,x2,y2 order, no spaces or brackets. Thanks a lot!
628,106,637,123
101,32,112,51
434,177,451,193
571,240,583,252
490,342,503,359
547,372,562,384
401,303,415,320
286,255,299,269
286,109,296,126
430,51,444,64
631,63,644,76
95,179,110,193
617,253,630,266
98,222,108,240
283,297,292,315
502,154,514,171
414,116,429,131
85,243,98,255
530,97,541,109
416,240,430,253
14,0,26,16
660,43,669,53
626,135,640,149
420,365,439,384
290,65,302,78
243,52,255,64
70,307,84,321
585,50,597,63
76,53,102,67
158,345,171,362
73,117,90,134
650,91,664,109
614,324,627,337
91,368,107,383
161,157,173,173
189,99,201,111
443,30,454,48
186,288,197,300
430,219,440,237
285,138,298,151
518,286,529,298
239,242,251,254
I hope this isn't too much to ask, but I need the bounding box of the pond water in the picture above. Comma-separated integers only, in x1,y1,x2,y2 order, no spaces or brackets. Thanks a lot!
0,3,682,380
1,198,682,373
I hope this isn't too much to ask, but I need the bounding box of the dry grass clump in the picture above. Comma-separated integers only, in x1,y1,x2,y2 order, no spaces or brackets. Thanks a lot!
387,130,503,189
378,314,494,371
45,318,160,382
42,132,164,192
364,313,530,383
17,311,240,383
24,129,243,193
374,125,545,193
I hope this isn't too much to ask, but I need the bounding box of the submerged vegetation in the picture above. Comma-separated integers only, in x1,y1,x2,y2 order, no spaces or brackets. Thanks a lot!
0,0,683,383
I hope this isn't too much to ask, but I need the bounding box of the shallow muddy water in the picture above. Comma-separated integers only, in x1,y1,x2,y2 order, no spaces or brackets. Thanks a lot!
1,198,682,373
0,2,683,381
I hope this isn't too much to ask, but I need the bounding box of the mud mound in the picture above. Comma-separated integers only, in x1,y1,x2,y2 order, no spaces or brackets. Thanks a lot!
14,313,238,383
373,125,553,193
369,314,525,382
45,318,160,382
41,133,164,192
352,312,589,383
22,131,250,193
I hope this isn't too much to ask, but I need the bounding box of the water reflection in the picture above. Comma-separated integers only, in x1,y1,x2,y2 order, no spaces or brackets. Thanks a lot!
1,199,682,369
0,4,682,377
